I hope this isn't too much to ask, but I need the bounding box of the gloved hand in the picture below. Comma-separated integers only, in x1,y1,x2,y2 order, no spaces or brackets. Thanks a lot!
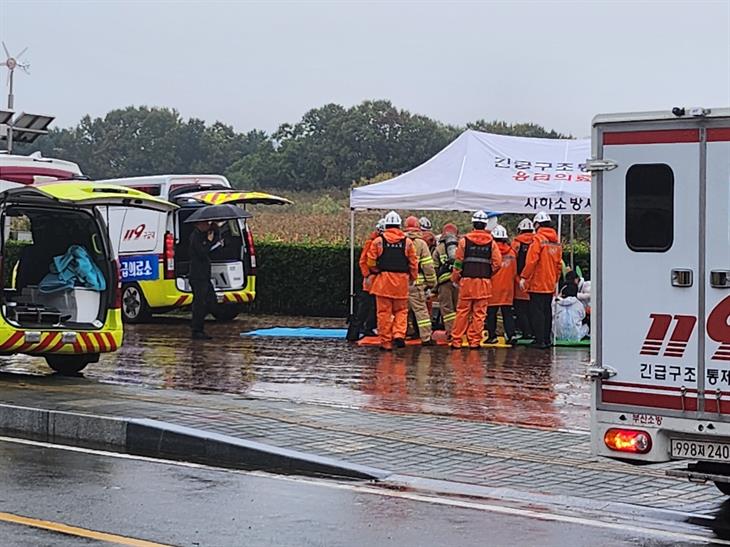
519,278,527,292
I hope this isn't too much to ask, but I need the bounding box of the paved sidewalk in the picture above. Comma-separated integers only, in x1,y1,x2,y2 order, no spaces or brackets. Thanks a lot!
0,375,719,515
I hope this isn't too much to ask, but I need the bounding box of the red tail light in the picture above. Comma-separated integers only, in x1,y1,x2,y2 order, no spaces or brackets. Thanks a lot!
164,231,175,279
604,428,652,454
112,260,122,309
245,229,256,275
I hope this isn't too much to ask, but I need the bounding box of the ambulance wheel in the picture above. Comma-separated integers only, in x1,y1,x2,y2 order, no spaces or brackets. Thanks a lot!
212,304,240,322
45,355,91,375
715,481,730,496
122,284,151,323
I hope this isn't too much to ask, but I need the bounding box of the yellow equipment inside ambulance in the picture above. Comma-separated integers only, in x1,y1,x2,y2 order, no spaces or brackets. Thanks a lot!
0,182,176,375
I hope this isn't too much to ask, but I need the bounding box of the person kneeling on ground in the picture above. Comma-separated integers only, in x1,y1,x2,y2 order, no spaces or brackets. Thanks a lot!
366,211,418,351
553,282,589,342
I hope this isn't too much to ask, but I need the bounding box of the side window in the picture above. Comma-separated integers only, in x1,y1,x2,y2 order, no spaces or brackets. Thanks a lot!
625,164,674,252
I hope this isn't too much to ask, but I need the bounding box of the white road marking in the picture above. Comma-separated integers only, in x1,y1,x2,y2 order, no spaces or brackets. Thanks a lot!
0,435,722,545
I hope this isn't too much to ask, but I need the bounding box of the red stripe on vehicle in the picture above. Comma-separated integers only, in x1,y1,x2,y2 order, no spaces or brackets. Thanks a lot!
15,342,33,353
174,296,187,306
34,333,60,353
48,339,67,353
704,399,730,413
708,128,730,142
104,332,117,351
80,333,94,352
602,380,698,393
72,340,82,353
602,389,697,411
93,333,107,352
0,331,25,351
640,350,660,356
603,129,700,145
234,293,245,304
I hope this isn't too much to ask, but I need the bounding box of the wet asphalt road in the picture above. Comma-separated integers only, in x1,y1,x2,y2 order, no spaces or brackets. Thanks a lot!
0,439,709,547
0,315,590,430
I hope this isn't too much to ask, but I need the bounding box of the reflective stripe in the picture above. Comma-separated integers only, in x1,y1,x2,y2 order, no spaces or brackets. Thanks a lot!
416,319,432,326
438,272,452,283
463,256,491,264
443,312,457,321
419,257,434,265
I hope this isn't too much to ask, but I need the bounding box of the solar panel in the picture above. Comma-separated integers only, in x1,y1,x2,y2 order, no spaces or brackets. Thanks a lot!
0,112,55,144
0,110,13,125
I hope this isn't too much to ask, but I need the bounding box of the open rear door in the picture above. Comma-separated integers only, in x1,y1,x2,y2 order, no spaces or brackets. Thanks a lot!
2,182,177,213
179,189,292,206
595,123,702,414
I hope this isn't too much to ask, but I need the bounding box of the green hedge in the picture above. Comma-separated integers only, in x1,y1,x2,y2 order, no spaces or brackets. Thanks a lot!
2,240,591,317
251,241,590,317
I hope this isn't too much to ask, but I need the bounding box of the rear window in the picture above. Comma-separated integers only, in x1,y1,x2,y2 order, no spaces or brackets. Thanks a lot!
625,164,674,252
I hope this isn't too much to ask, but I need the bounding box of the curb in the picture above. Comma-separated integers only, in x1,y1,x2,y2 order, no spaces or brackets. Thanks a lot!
0,403,389,481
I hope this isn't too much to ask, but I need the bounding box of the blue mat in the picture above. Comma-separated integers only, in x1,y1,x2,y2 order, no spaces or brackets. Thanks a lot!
241,327,348,339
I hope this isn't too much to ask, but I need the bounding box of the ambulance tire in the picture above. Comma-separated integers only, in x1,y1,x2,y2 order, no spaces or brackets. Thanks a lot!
212,304,240,322
45,355,94,376
714,481,730,496
122,283,151,323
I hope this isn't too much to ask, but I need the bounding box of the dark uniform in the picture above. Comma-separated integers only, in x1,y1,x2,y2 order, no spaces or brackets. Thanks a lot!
189,227,217,337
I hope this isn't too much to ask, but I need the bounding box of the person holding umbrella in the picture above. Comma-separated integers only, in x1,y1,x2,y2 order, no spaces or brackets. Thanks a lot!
184,203,250,340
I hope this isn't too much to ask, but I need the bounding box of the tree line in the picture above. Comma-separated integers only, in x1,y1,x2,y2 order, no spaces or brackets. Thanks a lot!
23,100,569,190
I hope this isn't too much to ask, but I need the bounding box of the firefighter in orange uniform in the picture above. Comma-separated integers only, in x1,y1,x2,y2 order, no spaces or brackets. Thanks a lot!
367,211,418,350
519,211,563,349
485,225,517,344
348,218,385,340
512,218,535,340
450,211,502,349
404,216,437,345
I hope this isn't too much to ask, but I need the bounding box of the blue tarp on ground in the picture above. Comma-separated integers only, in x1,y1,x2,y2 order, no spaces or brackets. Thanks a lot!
241,327,347,339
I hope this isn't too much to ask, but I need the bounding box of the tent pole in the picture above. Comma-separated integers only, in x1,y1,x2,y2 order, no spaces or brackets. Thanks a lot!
349,208,355,316
557,213,562,245
570,214,575,270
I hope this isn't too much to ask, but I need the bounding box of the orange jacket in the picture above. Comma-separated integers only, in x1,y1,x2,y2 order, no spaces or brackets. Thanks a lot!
359,231,378,292
520,227,562,294
366,228,418,299
490,242,516,306
451,230,502,300
422,231,436,251
512,232,534,300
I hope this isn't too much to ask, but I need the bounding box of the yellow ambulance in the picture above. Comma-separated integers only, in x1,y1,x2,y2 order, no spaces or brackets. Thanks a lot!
1,182,176,374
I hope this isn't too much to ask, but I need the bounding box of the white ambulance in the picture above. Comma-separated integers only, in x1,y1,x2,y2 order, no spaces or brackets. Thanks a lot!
99,174,289,323
589,107,730,494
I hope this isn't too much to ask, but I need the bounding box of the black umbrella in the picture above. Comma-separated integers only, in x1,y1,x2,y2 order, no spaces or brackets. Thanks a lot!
183,203,252,223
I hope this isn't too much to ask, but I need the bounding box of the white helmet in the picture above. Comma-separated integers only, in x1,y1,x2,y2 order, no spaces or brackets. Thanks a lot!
384,211,402,226
486,216,499,231
419,216,432,231
533,211,551,224
517,218,534,232
375,218,386,232
471,210,489,224
492,225,508,239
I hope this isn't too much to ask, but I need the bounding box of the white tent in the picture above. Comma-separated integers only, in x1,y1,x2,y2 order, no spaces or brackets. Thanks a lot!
350,129,591,213
347,130,592,313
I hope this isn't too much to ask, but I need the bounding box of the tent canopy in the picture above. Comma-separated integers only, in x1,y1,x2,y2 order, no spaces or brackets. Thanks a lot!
350,129,591,214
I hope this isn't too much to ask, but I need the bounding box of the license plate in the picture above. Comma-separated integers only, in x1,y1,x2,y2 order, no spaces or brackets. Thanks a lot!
671,439,730,462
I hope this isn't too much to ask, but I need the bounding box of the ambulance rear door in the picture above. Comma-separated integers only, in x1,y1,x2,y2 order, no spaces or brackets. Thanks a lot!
703,122,730,415
594,121,702,415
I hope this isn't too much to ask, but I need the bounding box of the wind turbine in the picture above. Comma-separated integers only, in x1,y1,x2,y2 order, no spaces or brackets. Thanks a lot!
1,42,30,110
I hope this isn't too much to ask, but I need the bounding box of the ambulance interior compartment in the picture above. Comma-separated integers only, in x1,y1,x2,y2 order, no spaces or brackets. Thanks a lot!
172,195,251,293
3,205,111,328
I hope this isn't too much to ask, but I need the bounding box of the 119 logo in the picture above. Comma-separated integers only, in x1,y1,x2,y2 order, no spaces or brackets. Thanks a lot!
640,296,730,361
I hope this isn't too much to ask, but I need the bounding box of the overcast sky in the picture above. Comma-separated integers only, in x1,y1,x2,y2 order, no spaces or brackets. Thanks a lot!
1,0,728,137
